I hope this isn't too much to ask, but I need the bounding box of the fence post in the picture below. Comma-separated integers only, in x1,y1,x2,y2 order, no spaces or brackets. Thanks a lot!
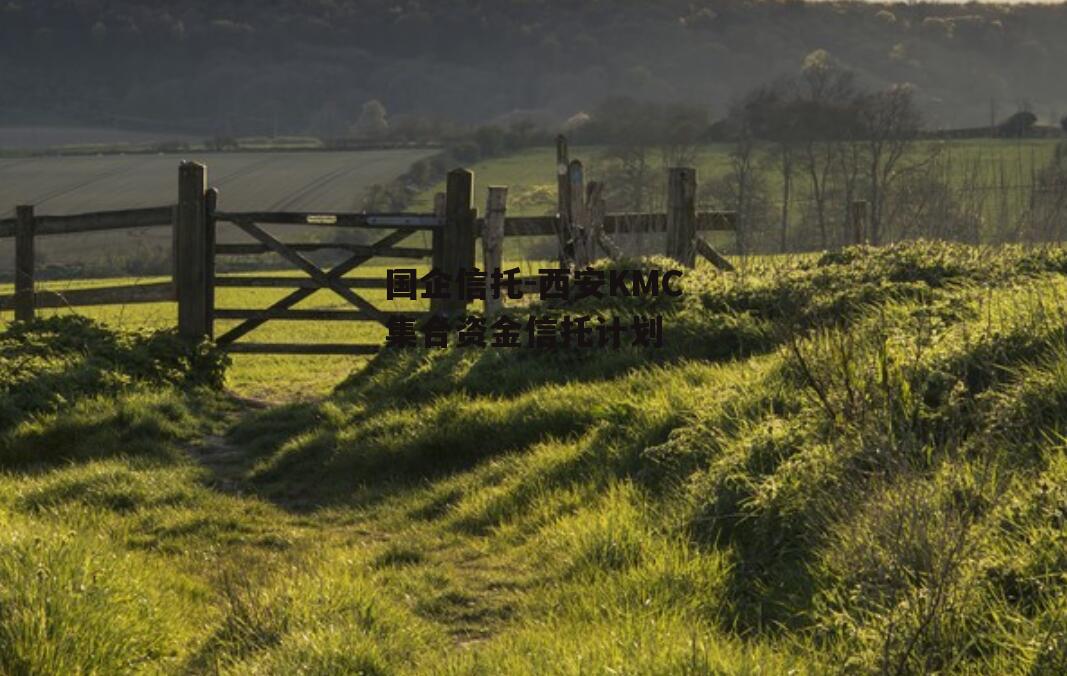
484,187,507,315
443,169,475,318
177,161,211,340
851,200,868,245
14,205,35,322
666,168,697,268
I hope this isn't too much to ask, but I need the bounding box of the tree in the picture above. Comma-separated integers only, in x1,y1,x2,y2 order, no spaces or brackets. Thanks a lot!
734,81,803,252
857,84,922,244
998,111,1037,138
1060,115,1067,134
352,99,389,139
796,54,862,248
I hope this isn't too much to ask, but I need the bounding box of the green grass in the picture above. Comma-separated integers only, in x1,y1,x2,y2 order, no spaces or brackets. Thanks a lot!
6,242,1067,672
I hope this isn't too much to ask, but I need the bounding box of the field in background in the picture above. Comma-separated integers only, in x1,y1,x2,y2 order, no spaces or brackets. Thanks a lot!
0,126,200,151
414,138,1061,240
0,149,435,276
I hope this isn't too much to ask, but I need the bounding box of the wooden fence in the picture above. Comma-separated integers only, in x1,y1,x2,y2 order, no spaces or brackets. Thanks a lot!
2,151,742,354
0,204,176,322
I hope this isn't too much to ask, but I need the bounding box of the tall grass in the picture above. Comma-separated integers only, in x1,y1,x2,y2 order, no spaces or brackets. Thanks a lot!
4,242,1067,672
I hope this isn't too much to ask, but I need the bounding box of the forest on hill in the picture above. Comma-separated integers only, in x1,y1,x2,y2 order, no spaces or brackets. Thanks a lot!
2,0,1066,137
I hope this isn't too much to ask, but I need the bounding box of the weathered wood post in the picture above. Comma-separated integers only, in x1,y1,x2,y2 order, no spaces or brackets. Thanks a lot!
483,187,507,315
177,162,212,340
665,168,697,268
443,169,476,318
850,200,868,245
14,205,35,322
568,160,589,267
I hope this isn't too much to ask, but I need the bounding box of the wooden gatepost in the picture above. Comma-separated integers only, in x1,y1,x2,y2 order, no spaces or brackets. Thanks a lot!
176,161,215,341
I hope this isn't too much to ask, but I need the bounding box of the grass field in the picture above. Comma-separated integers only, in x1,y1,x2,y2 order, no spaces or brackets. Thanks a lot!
413,139,1063,243
0,149,436,275
0,126,201,152
5,242,1067,672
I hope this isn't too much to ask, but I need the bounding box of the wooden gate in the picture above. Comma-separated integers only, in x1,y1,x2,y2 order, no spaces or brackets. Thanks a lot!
175,162,476,355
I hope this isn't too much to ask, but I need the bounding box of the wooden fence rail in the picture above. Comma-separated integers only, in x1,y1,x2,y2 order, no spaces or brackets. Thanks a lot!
0,202,180,318
0,205,175,238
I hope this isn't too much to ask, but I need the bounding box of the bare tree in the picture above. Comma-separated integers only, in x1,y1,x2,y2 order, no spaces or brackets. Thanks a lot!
857,84,922,244
708,123,770,257
796,54,861,248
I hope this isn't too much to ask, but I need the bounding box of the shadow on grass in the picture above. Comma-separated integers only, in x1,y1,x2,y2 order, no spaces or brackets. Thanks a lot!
0,315,230,474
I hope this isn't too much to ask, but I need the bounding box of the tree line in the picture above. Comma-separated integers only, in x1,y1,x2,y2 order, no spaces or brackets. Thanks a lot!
3,0,1067,137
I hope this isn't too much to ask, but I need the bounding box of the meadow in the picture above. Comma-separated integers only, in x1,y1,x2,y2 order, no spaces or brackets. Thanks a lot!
4,242,1067,673
413,138,1064,248
4,141,1067,672
0,149,435,276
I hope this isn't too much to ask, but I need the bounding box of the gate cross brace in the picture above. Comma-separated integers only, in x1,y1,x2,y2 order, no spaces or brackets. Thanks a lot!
214,225,412,346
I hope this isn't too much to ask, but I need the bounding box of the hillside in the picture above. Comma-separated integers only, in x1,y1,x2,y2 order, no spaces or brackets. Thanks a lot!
4,242,1067,672
3,1,1067,135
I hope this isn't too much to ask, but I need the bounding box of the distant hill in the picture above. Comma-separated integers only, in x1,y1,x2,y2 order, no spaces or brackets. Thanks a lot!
2,1,1066,135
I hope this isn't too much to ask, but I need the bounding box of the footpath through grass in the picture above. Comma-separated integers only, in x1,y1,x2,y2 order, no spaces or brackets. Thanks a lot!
5,242,1067,672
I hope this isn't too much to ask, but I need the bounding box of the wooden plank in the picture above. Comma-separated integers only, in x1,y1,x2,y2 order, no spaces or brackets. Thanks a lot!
14,206,35,322
214,276,389,289
696,237,736,272
212,229,412,346
215,309,423,321
223,343,382,355
483,186,507,315
0,282,175,311
5,209,733,241
30,206,174,236
665,167,697,268
215,243,432,258
177,162,211,340
231,219,390,325
443,169,476,317
213,211,443,229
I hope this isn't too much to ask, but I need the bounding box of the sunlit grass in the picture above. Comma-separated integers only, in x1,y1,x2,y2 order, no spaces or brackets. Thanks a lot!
5,242,1067,672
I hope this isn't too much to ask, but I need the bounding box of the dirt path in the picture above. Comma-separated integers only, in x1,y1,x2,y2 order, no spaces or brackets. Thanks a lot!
179,394,529,652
